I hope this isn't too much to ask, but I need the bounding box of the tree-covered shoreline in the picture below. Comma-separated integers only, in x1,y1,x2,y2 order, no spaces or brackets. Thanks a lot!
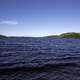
47,32,80,38
0,35,7,39
0,32,80,38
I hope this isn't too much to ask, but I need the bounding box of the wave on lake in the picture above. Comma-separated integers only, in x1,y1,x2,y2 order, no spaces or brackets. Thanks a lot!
0,37,80,80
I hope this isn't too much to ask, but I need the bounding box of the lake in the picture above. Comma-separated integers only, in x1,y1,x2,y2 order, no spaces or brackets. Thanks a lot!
0,37,80,80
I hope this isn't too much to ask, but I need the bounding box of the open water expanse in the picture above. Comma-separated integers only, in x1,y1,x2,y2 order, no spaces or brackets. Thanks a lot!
0,37,80,80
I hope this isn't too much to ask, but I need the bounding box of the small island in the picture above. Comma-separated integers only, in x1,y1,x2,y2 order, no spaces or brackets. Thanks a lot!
47,32,80,38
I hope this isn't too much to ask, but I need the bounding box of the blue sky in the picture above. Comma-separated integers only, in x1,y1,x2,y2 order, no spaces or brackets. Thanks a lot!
0,0,80,37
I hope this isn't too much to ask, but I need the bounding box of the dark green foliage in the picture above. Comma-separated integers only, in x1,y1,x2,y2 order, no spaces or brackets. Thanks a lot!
46,35,60,38
47,32,80,38
60,32,80,38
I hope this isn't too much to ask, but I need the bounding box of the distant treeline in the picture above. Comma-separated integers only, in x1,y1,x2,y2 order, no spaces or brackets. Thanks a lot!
47,32,80,38
0,32,80,38
0,35,7,38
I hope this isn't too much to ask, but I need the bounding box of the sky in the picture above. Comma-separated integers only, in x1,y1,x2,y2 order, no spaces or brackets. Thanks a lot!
0,0,80,37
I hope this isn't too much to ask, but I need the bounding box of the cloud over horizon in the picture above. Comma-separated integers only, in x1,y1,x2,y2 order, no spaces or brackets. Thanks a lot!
1,20,18,25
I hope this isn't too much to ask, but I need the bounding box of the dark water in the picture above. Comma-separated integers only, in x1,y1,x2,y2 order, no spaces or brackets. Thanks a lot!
0,37,80,80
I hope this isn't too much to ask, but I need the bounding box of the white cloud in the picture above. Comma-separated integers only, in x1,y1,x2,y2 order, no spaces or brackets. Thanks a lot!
1,20,18,25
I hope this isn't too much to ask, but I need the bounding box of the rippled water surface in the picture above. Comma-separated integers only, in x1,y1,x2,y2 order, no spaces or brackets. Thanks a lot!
0,37,80,80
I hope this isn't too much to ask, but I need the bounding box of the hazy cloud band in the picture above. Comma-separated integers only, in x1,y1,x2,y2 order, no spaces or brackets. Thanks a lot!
1,20,18,25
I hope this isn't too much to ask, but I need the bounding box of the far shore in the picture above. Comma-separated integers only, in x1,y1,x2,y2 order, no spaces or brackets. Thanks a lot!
0,32,80,38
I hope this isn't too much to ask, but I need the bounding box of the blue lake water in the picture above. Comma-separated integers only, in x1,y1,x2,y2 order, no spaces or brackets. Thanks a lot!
0,37,80,80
